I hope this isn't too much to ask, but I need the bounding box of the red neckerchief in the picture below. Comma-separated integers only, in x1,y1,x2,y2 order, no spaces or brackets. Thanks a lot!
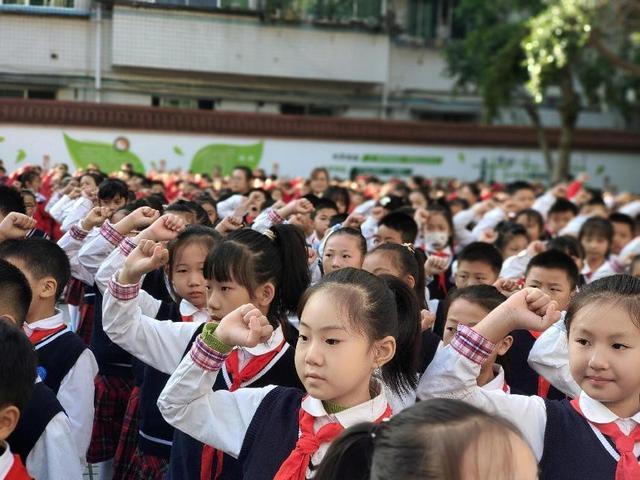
28,324,66,345
502,381,510,393
273,400,392,480
200,339,287,480
528,330,553,398
5,454,33,480
181,315,193,322
570,398,640,480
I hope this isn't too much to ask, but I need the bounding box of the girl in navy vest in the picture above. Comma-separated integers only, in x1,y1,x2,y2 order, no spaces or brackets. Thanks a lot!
158,267,420,480
419,275,640,480
97,215,216,479
102,223,309,479
314,398,537,480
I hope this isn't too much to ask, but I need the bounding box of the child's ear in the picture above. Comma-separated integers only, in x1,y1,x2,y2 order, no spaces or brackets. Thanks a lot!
39,277,58,300
373,336,396,369
0,405,20,441
405,274,416,289
256,282,276,309
495,335,513,356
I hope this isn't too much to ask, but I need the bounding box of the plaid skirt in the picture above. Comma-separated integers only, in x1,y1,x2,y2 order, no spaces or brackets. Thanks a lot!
115,447,169,480
77,301,94,346
113,386,141,479
87,374,134,463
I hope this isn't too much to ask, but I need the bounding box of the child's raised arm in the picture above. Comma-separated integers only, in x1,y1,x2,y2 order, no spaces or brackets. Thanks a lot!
417,288,561,461
158,304,276,457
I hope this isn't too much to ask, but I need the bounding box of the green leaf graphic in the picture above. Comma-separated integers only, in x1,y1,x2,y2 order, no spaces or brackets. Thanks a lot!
0,136,5,143
595,165,605,175
63,134,145,173
16,149,26,164
173,146,184,156
190,142,263,176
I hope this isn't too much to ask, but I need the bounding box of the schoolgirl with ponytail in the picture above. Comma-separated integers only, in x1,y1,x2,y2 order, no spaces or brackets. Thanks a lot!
158,268,420,480
100,222,309,479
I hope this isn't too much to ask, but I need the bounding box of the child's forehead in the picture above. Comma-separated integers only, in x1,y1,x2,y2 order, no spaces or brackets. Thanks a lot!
526,266,570,283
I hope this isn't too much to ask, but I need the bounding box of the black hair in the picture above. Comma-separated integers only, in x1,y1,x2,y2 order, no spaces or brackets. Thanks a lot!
205,224,310,343
578,217,614,254
20,189,36,202
0,238,71,300
167,225,221,283
310,167,329,181
610,212,636,236
366,243,427,309
195,194,217,211
312,198,339,219
548,198,578,216
526,250,581,290
299,268,419,396
516,208,545,240
505,180,534,196
81,171,106,187
315,398,528,480
97,178,129,202
495,221,529,257
548,235,585,260
324,186,351,213
233,166,253,181
566,275,640,331
378,212,418,244
324,227,367,258
457,241,503,275
18,170,40,188
0,185,26,216
329,213,348,228
0,259,32,327
443,284,507,321
0,320,37,412
166,200,212,226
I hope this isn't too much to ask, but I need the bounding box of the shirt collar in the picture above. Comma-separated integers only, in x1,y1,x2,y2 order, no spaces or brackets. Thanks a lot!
482,365,506,392
578,391,640,424
23,310,64,337
241,326,285,356
0,441,13,480
179,300,208,324
301,383,389,428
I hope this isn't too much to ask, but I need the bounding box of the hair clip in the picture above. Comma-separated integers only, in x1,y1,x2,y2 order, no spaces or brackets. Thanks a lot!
263,229,276,241
402,242,415,254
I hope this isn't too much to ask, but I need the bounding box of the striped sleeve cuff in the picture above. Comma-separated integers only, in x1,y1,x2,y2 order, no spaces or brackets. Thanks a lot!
451,325,495,365
268,208,285,225
108,275,140,301
69,224,89,241
190,336,229,371
100,221,125,247
118,237,137,257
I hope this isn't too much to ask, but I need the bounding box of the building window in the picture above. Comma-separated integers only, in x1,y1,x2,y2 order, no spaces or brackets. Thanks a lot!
151,96,216,110
0,0,75,7
280,103,338,116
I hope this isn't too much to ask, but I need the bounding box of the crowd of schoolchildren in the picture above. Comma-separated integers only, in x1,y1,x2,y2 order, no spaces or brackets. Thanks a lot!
0,158,639,480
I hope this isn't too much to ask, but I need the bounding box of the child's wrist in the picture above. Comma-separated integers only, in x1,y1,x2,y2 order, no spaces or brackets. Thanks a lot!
201,323,233,354
118,268,142,286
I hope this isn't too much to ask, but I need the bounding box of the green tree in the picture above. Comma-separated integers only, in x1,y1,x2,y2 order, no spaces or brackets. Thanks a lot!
445,0,640,182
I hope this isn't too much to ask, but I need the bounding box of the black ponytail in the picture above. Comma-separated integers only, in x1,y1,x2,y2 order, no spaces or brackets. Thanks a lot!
379,275,421,394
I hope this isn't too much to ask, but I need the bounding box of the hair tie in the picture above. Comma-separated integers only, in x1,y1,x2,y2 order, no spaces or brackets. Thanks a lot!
263,229,276,241
402,243,415,254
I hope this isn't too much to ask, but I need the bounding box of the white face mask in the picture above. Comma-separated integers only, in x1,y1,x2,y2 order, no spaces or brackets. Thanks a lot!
424,231,449,250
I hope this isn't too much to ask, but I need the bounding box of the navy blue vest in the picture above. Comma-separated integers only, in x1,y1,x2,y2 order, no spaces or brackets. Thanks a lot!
35,330,87,395
431,299,449,339
238,387,305,480
168,324,303,480
8,382,64,462
540,399,618,479
508,330,565,400
91,288,134,379
137,300,182,459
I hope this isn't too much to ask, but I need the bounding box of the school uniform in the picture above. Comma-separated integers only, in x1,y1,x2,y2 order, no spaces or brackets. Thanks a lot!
0,442,32,480
61,195,93,232
8,380,83,480
424,246,455,303
418,325,640,479
582,260,617,284
158,336,392,480
23,312,98,463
